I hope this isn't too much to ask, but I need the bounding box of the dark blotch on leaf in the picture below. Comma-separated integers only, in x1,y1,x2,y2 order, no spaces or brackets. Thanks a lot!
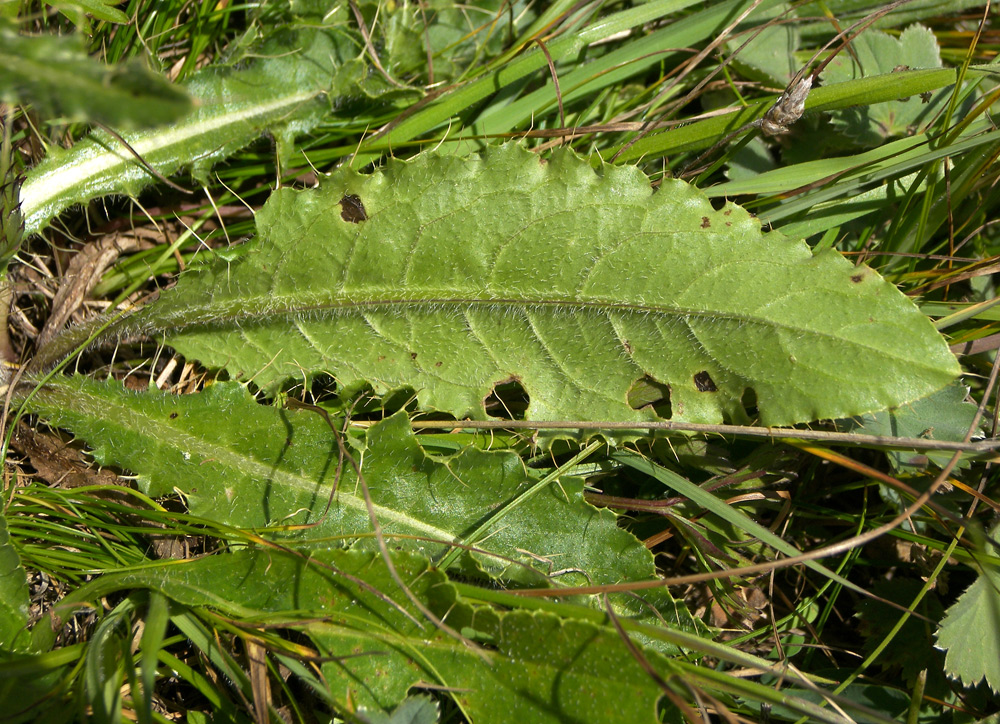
694,371,717,392
339,194,367,223
410,352,418,360
851,273,864,283
701,216,711,229
169,412,179,419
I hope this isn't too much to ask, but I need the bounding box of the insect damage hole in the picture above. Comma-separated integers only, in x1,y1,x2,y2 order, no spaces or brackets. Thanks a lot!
693,371,717,392
627,375,672,419
338,194,367,223
484,378,530,420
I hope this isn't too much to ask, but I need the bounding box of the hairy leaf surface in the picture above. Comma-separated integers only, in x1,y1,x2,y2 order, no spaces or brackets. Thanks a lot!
0,27,190,130
29,377,679,604
129,144,958,427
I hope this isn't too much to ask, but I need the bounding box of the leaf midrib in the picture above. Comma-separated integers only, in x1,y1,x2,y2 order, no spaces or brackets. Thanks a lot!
149,295,938,369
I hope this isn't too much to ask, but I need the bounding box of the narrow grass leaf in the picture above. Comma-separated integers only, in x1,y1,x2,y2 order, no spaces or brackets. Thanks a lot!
611,66,966,163
611,449,875,600
46,0,129,26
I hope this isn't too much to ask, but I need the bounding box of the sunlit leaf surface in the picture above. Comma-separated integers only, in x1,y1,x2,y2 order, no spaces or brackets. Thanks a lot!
131,144,958,427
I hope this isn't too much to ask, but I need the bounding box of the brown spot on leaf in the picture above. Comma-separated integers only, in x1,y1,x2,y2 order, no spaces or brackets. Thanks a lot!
701,216,711,229
410,352,418,360
169,412,179,419
693,371,717,392
623,339,633,355
851,273,864,283
339,194,368,223
435,361,442,367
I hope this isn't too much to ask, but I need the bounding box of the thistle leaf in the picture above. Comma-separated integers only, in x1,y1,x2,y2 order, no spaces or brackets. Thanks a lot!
114,144,959,429
29,377,686,609
0,27,189,129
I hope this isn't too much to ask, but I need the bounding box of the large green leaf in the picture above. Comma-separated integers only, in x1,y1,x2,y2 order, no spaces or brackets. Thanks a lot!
106,143,958,427
28,377,674,603
38,548,883,723
65,548,686,721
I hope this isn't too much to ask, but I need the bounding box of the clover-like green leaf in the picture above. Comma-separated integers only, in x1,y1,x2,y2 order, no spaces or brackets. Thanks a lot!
820,24,963,145
937,549,1000,694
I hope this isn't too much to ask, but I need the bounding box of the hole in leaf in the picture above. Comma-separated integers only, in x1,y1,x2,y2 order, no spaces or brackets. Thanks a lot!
693,371,717,392
627,375,672,419
741,387,758,418
381,387,420,416
484,378,529,420
339,194,367,223
710,197,726,211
